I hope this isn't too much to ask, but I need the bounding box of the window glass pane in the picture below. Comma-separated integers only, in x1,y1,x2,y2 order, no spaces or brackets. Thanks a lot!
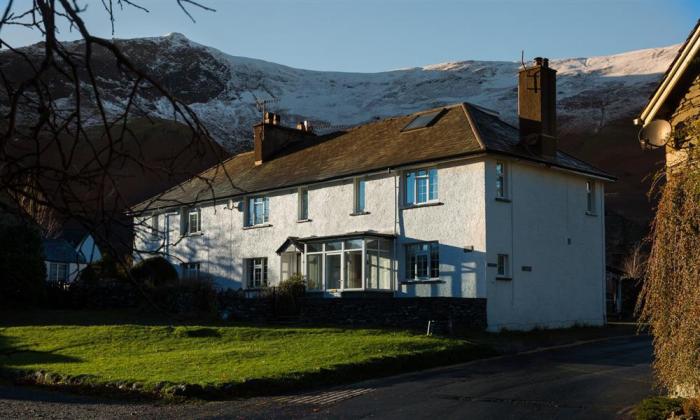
263,197,269,222
406,172,416,204
417,177,428,203
344,250,363,289
281,254,291,281
367,250,379,289
306,243,322,253
378,253,391,289
49,263,57,281
325,241,342,251
408,253,417,279
357,179,366,211
366,239,378,250
325,254,341,289
380,239,392,252
430,244,440,278
344,239,363,250
299,189,308,220
307,254,322,290
429,168,438,201
416,254,428,278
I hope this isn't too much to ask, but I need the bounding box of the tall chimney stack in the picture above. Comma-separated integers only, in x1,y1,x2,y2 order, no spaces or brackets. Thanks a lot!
518,56,557,157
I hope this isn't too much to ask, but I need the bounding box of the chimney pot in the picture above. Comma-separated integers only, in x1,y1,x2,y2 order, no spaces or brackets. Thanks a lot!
542,58,549,68
534,57,543,66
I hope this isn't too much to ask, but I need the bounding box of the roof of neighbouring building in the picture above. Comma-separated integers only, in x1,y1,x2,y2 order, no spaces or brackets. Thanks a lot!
131,102,614,213
43,238,86,264
638,19,700,125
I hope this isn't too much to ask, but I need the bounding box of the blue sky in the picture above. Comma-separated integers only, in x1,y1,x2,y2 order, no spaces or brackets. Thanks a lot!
1,0,697,72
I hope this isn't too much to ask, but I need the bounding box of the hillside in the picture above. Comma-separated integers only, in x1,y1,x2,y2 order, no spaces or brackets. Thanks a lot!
0,33,676,229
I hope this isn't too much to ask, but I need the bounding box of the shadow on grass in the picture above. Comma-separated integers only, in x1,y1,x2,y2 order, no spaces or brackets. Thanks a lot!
0,332,82,367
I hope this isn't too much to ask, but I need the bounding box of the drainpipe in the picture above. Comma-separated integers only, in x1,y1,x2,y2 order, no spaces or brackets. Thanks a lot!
393,168,398,294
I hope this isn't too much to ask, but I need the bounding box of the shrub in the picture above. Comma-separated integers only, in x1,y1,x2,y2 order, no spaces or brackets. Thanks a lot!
635,397,683,420
0,222,46,306
130,257,178,287
682,397,700,418
278,274,306,298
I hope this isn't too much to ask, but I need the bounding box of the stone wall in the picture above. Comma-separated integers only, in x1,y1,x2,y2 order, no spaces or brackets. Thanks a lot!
297,297,487,330
668,72,700,168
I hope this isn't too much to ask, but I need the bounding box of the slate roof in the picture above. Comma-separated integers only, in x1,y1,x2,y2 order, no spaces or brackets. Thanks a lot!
131,103,614,213
43,239,85,264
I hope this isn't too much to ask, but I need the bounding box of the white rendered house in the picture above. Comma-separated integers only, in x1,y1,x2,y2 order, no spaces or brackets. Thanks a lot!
132,58,614,331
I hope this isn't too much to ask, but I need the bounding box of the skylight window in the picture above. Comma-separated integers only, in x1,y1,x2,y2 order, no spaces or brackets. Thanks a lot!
401,109,444,131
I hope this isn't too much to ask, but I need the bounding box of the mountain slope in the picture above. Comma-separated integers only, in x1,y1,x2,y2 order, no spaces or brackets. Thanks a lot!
0,34,677,228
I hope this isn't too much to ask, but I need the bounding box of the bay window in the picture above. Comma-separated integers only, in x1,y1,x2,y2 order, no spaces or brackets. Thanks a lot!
405,168,438,205
304,237,393,292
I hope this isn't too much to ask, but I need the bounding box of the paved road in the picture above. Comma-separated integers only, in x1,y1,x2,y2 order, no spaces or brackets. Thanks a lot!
0,335,653,419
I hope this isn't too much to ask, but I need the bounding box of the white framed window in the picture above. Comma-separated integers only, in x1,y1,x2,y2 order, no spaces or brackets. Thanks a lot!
281,252,302,281
187,209,201,235
405,168,438,206
586,180,596,214
496,161,508,199
247,258,268,288
48,262,69,283
181,262,201,280
150,213,160,239
405,242,439,280
353,178,366,213
298,187,309,221
247,196,269,226
497,254,510,277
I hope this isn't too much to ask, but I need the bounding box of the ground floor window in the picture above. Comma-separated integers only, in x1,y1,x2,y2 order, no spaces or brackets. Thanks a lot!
247,258,268,288
181,262,201,280
405,242,439,280
304,237,393,291
48,262,69,283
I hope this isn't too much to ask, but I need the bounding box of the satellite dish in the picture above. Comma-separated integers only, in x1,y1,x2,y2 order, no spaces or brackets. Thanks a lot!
639,119,672,148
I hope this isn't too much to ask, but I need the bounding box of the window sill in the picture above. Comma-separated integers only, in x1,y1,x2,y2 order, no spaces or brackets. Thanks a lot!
349,211,371,216
496,276,512,281
185,231,204,237
585,211,598,217
243,223,273,230
401,201,444,210
495,197,512,203
296,219,312,223
401,278,444,285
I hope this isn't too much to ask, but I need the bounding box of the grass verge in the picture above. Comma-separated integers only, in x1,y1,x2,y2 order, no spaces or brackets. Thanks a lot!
0,311,492,400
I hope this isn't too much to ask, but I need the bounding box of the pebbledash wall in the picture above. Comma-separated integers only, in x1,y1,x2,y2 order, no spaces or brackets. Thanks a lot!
134,155,606,331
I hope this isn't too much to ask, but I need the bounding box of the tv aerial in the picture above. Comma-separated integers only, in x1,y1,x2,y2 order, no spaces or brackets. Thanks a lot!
638,119,672,149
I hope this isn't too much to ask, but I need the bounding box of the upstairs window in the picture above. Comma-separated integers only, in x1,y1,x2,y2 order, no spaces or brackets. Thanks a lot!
586,181,596,214
247,196,270,226
401,109,444,131
247,258,268,288
298,188,309,221
150,213,160,239
405,168,438,205
496,161,508,199
353,178,366,213
188,210,201,234
497,254,510,277
180,208,201,236
405,242,439,280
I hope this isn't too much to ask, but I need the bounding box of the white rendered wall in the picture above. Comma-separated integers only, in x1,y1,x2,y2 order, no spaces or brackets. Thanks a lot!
484,158,606,331
134,159,487,298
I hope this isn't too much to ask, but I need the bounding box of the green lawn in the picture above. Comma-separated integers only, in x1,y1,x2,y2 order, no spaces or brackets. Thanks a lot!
0,312,486,396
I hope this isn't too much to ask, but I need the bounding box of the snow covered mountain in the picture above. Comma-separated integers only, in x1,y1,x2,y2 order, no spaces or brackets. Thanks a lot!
103,32,677,153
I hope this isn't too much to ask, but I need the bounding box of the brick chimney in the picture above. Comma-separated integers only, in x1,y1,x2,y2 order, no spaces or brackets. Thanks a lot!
254,113,316,165
518,57,557,157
